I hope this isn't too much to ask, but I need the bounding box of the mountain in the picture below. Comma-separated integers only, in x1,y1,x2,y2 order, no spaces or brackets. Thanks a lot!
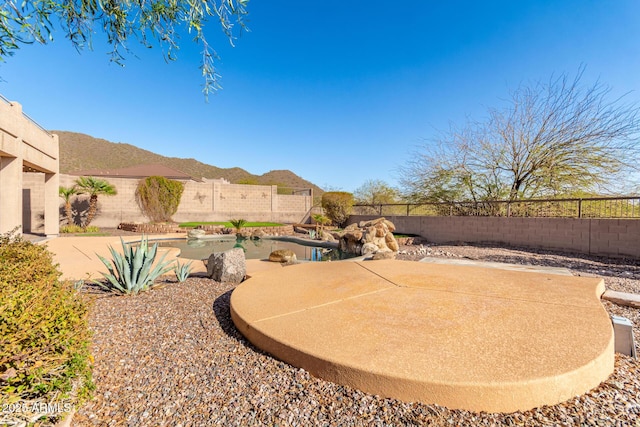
54,131,324,194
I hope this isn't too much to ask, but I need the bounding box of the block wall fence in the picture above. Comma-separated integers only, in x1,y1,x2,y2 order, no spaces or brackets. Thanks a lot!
22,174,312,231
348,215,640,259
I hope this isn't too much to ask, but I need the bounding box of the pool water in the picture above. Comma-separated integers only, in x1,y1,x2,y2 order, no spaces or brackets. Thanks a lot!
151,237,356,262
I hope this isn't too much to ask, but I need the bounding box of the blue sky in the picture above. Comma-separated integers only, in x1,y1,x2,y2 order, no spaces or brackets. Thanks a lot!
1,1,639,191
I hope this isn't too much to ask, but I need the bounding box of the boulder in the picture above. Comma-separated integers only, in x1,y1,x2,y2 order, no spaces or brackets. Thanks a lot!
188,229,206,239
206,248,246,284
321,232,336,243
238,229,253,238
372,250,397,260
269,249,297,263
385,232,400,252
344,223,360,231
337,217,400,255
251,229,266,239
361,242,378,255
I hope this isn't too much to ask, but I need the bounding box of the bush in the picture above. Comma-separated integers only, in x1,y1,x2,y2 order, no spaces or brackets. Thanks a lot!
60,224,85,233
229,218,247,232
321,192,354,227
0,229,93,409
60,225,100,234
136,176,184,222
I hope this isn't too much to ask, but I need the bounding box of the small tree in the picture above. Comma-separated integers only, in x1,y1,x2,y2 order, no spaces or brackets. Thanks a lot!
59,185,79,225
75,176,117,226
136,176,185,223
400,68,640,203
321,192,354,227
354,179,399,206
229,218,247,233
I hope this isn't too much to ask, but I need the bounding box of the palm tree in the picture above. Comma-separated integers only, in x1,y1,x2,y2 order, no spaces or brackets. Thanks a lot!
59,185,79,225
75,176,117,226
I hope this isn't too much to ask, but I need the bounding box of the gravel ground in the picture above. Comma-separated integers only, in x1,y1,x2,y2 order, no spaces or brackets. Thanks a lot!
70,243,640,427
396,243,640,294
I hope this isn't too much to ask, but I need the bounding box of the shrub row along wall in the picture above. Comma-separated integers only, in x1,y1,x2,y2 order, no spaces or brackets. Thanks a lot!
22,174,313,231
119,223,295,235
348,215,640,259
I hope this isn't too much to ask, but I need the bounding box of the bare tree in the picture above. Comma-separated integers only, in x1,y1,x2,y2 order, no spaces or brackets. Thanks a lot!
401,68,640,202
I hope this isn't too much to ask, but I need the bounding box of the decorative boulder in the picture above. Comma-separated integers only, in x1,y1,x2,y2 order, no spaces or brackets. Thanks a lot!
321,232,336,243
361,242,378,255
188,229,206,239
337,217,400,256
251,229,266,239
238,229,253,238
269,249,297,263
207,248,246,284
372,250,397,260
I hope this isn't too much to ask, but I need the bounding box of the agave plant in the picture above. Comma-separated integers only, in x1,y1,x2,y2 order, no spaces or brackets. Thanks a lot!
174,260,193,283
95,236,174,294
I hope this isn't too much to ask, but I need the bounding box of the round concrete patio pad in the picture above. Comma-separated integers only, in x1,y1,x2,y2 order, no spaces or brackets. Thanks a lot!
230,260,614,412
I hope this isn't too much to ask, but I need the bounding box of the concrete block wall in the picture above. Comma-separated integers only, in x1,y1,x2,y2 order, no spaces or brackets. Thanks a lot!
348,215,640,259
177,181,213,213
55,174,311,227
60,175,144,226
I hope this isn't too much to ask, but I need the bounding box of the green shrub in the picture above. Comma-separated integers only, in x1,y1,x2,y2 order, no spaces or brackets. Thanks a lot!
179,221,283,228
312,213,331,226
321,192,354,227
229,218,247,232
136,176,185,222
95,236,174,294
0,229,93,408
60,224,85,233
60,225,101,234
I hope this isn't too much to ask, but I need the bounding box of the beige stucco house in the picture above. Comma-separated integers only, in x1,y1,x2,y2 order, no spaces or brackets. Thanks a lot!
0,97,59,237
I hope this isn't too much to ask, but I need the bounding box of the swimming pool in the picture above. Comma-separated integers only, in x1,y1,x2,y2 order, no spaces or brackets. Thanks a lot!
150,236,357,262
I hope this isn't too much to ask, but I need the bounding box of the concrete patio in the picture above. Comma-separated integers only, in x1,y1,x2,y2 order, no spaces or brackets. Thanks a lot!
231,260,614,412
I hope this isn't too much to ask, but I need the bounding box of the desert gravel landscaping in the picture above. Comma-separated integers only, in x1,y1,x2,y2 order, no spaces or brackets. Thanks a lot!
73,244,640,426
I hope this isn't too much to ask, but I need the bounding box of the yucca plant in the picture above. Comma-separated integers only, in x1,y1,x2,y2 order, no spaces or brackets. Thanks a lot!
174,260,193,283
94,236,173,294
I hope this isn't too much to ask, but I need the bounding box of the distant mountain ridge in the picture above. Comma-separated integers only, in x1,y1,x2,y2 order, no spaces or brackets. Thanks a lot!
54,131,323,194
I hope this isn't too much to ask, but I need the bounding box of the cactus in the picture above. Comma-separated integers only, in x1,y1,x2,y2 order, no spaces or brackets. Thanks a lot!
95,236,174,294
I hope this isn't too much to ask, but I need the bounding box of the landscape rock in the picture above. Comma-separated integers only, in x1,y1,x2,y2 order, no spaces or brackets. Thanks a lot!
321,233,336,243
269,249,297,263
372,250,397,260
251,229,266,239
238,229,252,238
187,229,206,239
206,248,246,284
344,223,360,232
361,243,378,255
337,217,400,255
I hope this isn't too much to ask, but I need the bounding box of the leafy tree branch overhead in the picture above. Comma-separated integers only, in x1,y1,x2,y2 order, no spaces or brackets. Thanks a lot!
400,67,640,203
0,0,249,96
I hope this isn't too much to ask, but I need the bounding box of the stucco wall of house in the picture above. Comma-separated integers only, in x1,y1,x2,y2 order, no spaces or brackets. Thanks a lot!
0,99,59,236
